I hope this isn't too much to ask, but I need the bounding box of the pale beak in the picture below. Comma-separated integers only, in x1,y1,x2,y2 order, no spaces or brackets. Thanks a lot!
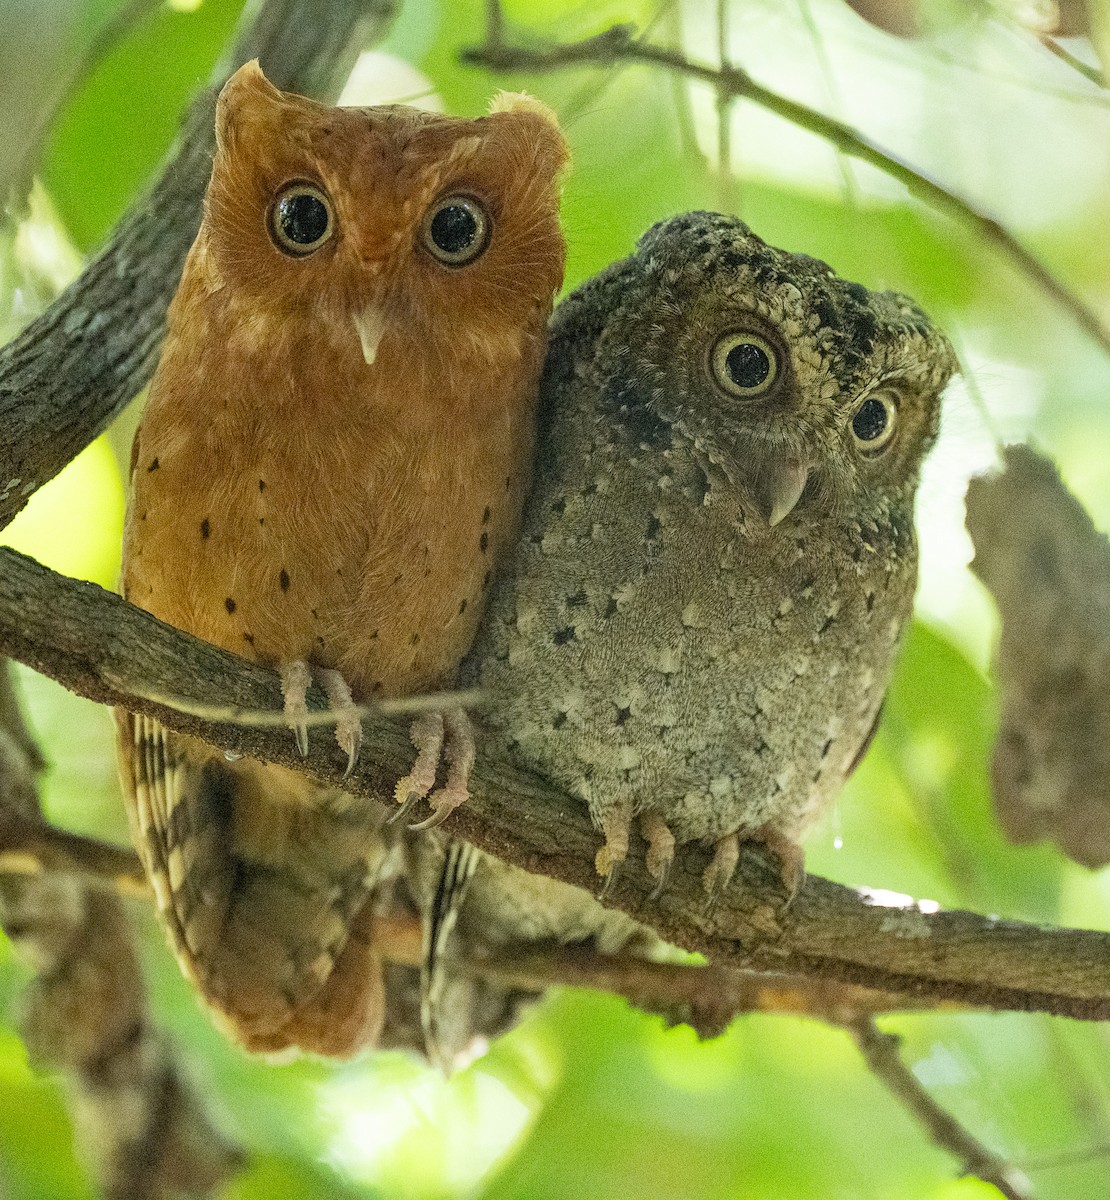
757,457,810,527
352,305,386,365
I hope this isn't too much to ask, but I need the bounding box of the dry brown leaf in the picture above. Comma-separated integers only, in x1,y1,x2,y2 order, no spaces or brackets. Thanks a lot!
966,443,1110,868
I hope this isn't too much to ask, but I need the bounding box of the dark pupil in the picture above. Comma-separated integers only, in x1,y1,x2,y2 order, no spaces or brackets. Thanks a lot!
853,398,889,441
726,342,771,389
278,193,328,246
430,204,478,254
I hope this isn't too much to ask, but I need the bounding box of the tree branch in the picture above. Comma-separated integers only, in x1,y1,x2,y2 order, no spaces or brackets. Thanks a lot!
462,14,1110,359
4,547,1110,1021
0,0,398,532
0,662,244,1198
847,1016,1033,1200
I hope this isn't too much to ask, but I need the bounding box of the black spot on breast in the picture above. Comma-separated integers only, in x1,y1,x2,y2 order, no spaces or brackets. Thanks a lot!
458,599,468,615
615,705,632,726
279,568,290,592
258,517,265,527
553,711,567,730
818,614,835,635
566,591,587,609
147,457,160,472
410,632,420,646
482,506,491,525
482,570,491,590
553,626,577,646
258,479,267,492
225,598,236,614
479,532,489,553
645,514,662,540
200,518,210,539
243,632,255,646
604,596,619,618
550,498,566,517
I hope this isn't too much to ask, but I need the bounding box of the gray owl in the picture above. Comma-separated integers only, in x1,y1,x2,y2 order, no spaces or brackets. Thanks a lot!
466,212,956,900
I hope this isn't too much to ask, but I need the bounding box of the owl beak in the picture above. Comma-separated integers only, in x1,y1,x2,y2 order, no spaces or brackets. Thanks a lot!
759,458,809,527
353,305,386,365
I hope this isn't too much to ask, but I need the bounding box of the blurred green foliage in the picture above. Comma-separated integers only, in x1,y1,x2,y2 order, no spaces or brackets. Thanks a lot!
4,0,1110,1197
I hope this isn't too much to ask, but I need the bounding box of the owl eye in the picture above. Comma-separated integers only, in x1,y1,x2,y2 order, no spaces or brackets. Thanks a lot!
709,332,780,398
422,195,490,267
851,392,899,453
270,184,334,255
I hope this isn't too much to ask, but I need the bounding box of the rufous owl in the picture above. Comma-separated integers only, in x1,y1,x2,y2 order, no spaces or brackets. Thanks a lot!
115,61,567,1056
467,213,956,900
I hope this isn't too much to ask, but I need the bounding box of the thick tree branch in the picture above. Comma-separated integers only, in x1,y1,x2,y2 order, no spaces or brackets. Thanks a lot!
462,15,1110,359
0,0,398,532
4,547,1110,1020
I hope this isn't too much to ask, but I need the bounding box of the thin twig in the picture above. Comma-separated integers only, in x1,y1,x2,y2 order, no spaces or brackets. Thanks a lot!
463,14,1110,359
1040,35,1106,88
847,1016,1033,1200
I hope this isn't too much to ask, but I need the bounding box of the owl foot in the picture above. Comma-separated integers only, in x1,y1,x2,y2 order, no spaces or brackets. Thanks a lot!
595,802,632,897
279,661,312,758
279,660,364,773
639,811,675,900
702,826,804,920
702,832,740,914
393,707,475,831
315,668,362,777
750,823,805,903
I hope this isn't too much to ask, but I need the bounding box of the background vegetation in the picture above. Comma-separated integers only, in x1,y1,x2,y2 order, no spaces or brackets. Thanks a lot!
3,0,1110,1196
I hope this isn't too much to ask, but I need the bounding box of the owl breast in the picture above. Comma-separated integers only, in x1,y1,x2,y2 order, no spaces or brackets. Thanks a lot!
472,402,916,847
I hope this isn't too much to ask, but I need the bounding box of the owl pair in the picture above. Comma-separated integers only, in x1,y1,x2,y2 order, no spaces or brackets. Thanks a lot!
116,63,956,1059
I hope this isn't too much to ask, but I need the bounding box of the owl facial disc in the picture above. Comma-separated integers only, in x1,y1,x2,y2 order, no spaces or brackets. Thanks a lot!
353,305,386,365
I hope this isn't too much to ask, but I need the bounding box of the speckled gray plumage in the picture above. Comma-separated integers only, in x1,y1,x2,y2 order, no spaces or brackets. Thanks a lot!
466,212,956,892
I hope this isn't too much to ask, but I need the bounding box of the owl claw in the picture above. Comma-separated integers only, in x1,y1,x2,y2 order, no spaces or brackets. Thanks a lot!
281,662,365,770
394,707,474,829
315,668,363,777
640,811,675,901
702,831,740,913
279,661,312,758
594,806,630,898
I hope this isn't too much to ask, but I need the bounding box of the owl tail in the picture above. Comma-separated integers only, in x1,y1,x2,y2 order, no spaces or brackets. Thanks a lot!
117,711,388,1058
420,837,481,1070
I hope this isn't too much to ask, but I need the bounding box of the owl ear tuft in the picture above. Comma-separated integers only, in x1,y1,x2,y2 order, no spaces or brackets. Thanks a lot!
215,60,285,153
485,91,568,176
487,90,558,126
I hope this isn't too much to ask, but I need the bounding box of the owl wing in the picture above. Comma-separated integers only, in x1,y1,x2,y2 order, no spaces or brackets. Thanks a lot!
116,709,386,1057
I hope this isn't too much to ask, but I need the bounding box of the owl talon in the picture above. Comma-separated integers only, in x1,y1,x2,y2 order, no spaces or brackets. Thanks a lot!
315,667,363,777
594,804,630,896
640,810,675,900
279,661,312,758
408,783,468,832
750,823,805,905
394,707,474,828
702,832,740,913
